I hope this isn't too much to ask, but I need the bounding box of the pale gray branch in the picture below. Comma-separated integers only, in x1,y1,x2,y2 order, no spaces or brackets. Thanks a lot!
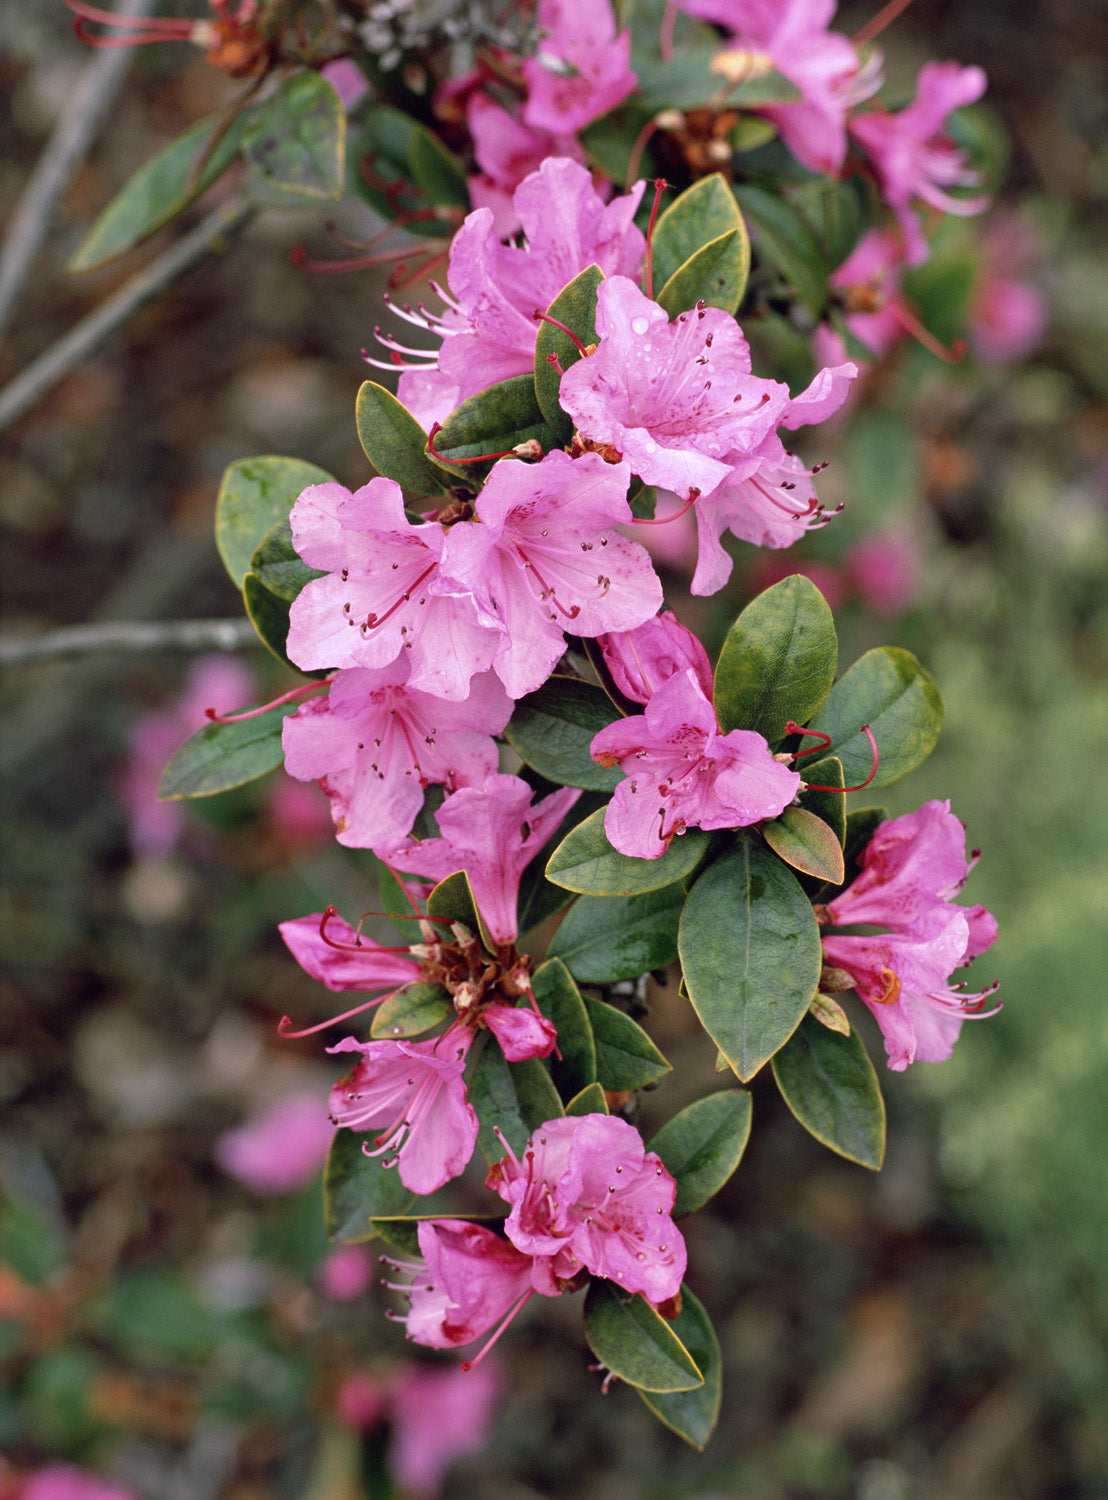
0,0,157,342
0,198,255,435
0,617,261,667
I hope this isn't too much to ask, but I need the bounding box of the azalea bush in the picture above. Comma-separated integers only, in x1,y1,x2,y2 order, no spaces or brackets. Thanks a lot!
9,0,1034,1470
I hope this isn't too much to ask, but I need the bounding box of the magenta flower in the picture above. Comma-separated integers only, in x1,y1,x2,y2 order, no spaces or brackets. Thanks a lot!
215,1092,335,1194
286,478,500,701
439,450,663,698
316,1243,373,1301
380,773,581,945
20,1469,140,1500
466,94,585,236
850,61,989,265
522,0,636,136
591,668,801,859
598,610,714,706
279,910,421,994
282,662,512,848
480,1002,558,1062
328,1030,478,1194
815,226,908,368
389,1357,503,1498
487,1114,686,1305
388,1219,534,1351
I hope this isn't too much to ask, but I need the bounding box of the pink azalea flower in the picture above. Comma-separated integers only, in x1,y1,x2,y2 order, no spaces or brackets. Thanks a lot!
316,1243,374,1301
591,668,801,858
385,157,644,429
598,610,714,706
389,1357,503,1498
818,227,908,367
215,1092,335,1194
480,1002,558,1061
328,1030,478,1195
820,799,999,1069
279,909,421,994
380,773,581,945
850,61,989,265
281,662,512,848
487,1114,686,1304
388,1219,534,1351
334,1370,389,1431
439,450,663,698
970,274,1045,365
285,478,501,702
522,0,636,137
20,1469,140,1500
844,530,919,617
466,94,587,237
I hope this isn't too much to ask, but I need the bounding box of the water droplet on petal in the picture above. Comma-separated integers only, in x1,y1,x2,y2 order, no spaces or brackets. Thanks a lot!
631,316,649,336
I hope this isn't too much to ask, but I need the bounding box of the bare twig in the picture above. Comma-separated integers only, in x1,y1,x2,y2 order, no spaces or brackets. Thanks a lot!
0,0,157,343
0,197,255,435
0,618,260,668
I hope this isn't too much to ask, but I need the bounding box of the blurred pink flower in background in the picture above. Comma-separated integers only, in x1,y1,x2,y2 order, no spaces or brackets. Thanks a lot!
18,1469,139,1500
844,530,920,616
968,211,1047,364
389,1358,503,1498
316,1243,374,1301
215,1091,334,1193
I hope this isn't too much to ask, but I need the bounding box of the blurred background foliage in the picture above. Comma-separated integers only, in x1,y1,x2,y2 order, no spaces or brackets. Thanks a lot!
1,0,1107,1497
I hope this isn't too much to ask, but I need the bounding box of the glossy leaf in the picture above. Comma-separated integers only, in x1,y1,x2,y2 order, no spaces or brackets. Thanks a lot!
69,110,251,271
584,1280,702,1393
243,573,295,670
505,677,622,792
805,647,944,789
547,884,684,983
763,807,845,884
583,996,671,1091
157,699,298,799
565,1082,609,1117
370,982,452,1040
516,792,606,939
771,1013,886,1169
426,870,495,954
355,382,452,496
408,127,469,209
215,456,334,588
249,519,325,603
732,183,828,317
656,228,750,318
432,374,549,470
679,839,822,1081
797,755,846,851
638,1289,722,1448
547,809,711,895
467,1045,563,1162
714,574,838,739
324,1126,417,1238
795,174,879,271
530,958,597,1101
637,50,800,111
650,174,746,292
647,1090,753,1217
242,73,345,200
534,263,604,445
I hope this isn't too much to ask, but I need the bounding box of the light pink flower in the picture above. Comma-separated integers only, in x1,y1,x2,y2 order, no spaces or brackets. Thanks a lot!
20,1469,140,1500
466,94,585,236
439,450,663,698
380,774,580,945
487,1114,686,1304
389,1358,503,1498
522,0,636,136
316,1243,373,1301
334,1371,389,1431
282,662,512,848
818,227,908,368
480,1002,558,1061
844,531,919,617
215,1092,335,1194
285,478,501,701
850,61,989,265
279,910,421,994
599,610,714,706
389,1219,534,1351
328,1030,477,1194
591,668,801,858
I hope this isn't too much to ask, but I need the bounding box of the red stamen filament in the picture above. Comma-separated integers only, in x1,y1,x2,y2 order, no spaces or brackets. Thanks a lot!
889,300,966,364
460,1287,537,1372
643,178,669,301
804,724,880,791
784,722,834,760
426,422,521,466
633,487,701,526
363,562,437,631
277,992,396,1039
65,0,197,45
205,678,330,723
853,0,916,45
317,905,413,954
516,548,580,620
532,311,588,359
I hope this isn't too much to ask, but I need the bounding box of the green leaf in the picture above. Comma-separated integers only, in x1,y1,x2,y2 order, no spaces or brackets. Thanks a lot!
636,47,800,111
547,808,711,895
241,72,345,200
432,374,549,470
584,1280,702,1393
249,519,325,602
157,699,297,799
367,1219,422,1257
805,647,944,788
468,1044,563,1161
215,455,334,588
637,1289,722,1448
797,755,846,851
370,982,452,1040
771,1013,886,1169
650,174,747,293
794,174,878,271
679,839,822,1081
534,264,604,445
732,183,829,317
68,110,251,271
243,573,295,669
350,105,462,236
505,677,622,792
656,228,750,318
324,1126,417,1238
647,1090,753,1217
713,574,838,739
763,807,845,884
565,1082,609,1117
355,382,451,496
584,996,671,1091
408,127,469,209
842,806,888,878
547,884,683,983
426,870,495,953
378,864,425,934
516,794,602,939
531,958,597,1100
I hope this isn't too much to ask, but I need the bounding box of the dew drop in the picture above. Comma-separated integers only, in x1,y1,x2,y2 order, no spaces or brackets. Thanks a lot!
631,316,649,336
644,439,657,453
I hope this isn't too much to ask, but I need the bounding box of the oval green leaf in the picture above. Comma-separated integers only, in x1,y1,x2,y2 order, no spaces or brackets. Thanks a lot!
432,373,549,468
241,72,345,200
324,1126,417,1238
713,574,838,739
216,455,334,588
650,174,746,292
546,808,711,895
584,1280,702,1393
355,382,452,496
732,183,829,317
250,519,325,603
763,806,845,884
647,1090,753,1218
771,1013,886,1169
637,1288,722,1449
797,754,846,852
370,982,452,1040
583,995,670,1091
467,1045,563,1162
157,697,297,800
243,573,295,669
534,264,604,444
547,884,684,984
530,957,597,1101
565,1082,609,1117
655,227,750,318
804,646,944,788
505,677,622,792
425,870,495,954
679,839,822,1081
